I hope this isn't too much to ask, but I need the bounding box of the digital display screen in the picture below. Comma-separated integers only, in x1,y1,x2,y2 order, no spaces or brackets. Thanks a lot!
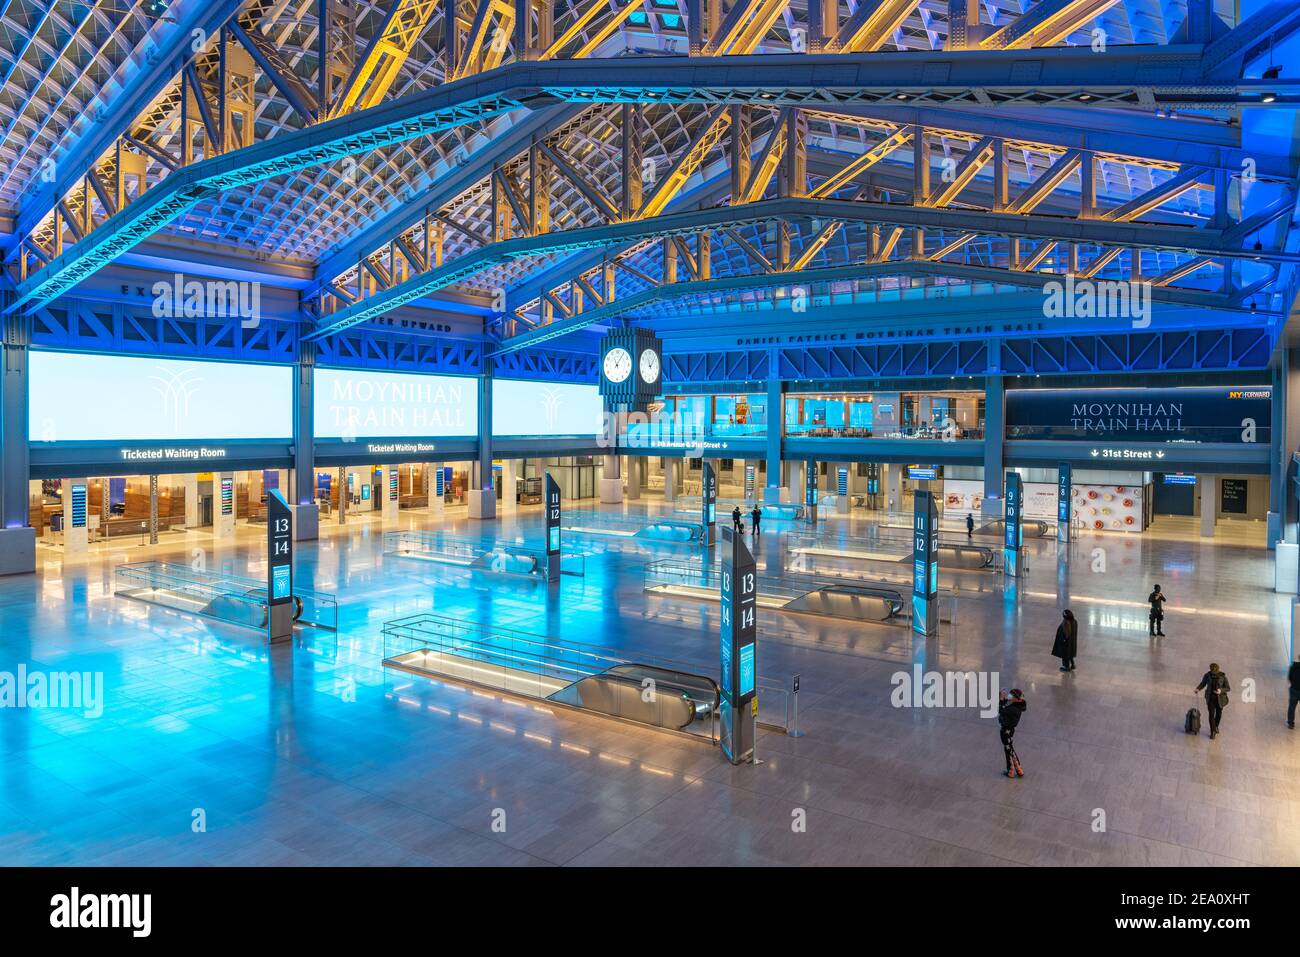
908,467,939,480
549,527,560,552
491,379,604,436
271,565,292,601
389,470,398,500
1163,473,1197,485
29,351,292,441
70,484,87,529
435,469,445,496
738,643,755,697
314,368,477,439
361,484,371,501
220,478,234,516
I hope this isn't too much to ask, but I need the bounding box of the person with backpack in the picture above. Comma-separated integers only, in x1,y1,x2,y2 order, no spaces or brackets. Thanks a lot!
1148,584,1167,637
1194,663,1231,740
966,513,975,540
731,505,743,533
750,504,762,537
1051,609,1078,672
1287,660,1300,729
997,688,1027,778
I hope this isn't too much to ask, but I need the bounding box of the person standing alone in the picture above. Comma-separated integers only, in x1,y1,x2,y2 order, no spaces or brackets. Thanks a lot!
731,505,743,533
1148,584,1167,636
1051,609,1078,672
750,504,762,537
966,513,975,540
998,688,1027,778
1194,663,1230,739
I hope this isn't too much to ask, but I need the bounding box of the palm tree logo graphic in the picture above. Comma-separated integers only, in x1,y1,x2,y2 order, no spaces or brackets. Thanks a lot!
540,386,564,431
149,367,203,433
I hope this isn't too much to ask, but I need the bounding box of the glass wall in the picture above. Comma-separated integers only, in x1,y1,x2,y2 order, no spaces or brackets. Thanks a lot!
659,393,768,436
785,390,983,439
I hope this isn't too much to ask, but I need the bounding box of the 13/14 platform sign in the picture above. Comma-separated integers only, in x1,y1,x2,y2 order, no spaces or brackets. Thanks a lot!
267,489,293,642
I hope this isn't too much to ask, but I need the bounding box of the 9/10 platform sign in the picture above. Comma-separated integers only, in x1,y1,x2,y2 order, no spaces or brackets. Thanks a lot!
720,525,757,765
267,489,293,642
912,490,938,638
1005,471,1025,577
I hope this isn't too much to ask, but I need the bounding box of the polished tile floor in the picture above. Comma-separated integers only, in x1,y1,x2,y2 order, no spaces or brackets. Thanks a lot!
1,499,1295,866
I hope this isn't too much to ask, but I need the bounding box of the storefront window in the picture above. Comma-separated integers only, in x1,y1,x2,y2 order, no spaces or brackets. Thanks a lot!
785,391,983,439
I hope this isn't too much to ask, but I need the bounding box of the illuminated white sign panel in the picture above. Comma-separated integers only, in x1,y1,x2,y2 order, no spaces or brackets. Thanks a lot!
29,352,292,442
491,379,603,437
314,368,477,438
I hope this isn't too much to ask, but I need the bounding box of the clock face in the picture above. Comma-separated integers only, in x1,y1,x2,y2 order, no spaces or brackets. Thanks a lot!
603,347,632,384
638,348,660,384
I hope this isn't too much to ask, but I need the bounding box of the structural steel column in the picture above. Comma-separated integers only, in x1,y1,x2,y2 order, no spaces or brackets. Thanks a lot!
469,368,497,519
763,371,786,503
982,373,1005,519
0,300,35,574
291,333,319,540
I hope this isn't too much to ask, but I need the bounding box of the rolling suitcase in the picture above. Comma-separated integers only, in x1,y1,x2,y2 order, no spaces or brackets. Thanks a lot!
1185,707,1201,735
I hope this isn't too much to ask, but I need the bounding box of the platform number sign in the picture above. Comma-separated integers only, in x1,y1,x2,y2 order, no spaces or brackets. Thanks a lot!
545,474,561,555
912,490,938,638
267,490,292,605
1004,471,1024,577
804,460,818,507
720,526,758,764
70,484,87,529
1057,462,1071,543
702,461,717,544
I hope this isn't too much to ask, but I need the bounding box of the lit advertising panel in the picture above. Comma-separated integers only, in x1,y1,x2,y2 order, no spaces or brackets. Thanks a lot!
491,379,603,436
29,352,292,441
314,368,478,439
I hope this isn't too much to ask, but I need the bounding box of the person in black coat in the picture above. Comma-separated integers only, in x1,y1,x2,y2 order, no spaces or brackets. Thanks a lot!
1287,661,1300,729
731,506,743,533
1148,584,1167,636
750,504,762,537
998,689,1027,777
1194,663,1230,739
1051,609,1078,672
966,513,975,540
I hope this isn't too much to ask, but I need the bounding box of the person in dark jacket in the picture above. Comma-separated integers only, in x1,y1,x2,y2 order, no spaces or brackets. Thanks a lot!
731,506,743,533
1051,609,1078,672
998,688,1027,778
966,513,975,540
1148,584,1167,636
1195,663,1230,739
750,504,762,537
1287,661,1300,729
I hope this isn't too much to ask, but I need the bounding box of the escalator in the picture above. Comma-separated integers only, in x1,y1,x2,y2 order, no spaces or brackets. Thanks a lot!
547,663,719,731
934,544,995,569
783,583,905,621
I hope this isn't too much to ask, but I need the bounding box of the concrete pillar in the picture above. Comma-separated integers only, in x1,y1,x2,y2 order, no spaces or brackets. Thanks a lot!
61,477,90,556
626,455,642,499
599,454,623,504
381,465,400,523
1200,473,1217,538
184,474,200,527
427,463,445,519
982,372,1005,519
498,459,518,514
663,457,677,502
215,472,237,539
0,306,35,574
887,463,902,513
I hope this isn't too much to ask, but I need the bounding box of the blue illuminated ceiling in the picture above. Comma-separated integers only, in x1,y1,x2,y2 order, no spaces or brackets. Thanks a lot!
0,0,1297,379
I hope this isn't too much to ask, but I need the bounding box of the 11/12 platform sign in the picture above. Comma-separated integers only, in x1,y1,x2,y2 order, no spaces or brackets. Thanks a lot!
267,489,293,642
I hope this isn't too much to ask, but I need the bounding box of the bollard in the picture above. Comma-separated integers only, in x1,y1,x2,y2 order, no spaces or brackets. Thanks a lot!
788,674,804,737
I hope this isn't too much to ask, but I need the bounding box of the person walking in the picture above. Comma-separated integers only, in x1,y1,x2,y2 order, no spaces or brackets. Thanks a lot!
750,504,762,537
1148,584,1167,636
1051,609,1078,672
998,688,1027,778
731,505,743,533
966,513,975,540
1194,663,1230,739
1287,660,1300,729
